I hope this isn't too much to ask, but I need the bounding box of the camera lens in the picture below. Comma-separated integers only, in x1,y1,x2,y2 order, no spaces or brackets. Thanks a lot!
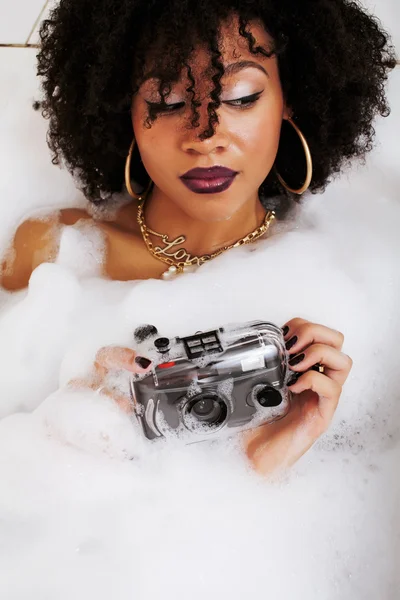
184,394,228,430
255,386,282,407
192,397,215,417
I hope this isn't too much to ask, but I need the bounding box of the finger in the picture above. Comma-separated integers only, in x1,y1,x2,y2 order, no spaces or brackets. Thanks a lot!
288,344,353,386
97,386,133,414
282,319,345,354
95,346,152,375
288,370,342,424
282,317,309,338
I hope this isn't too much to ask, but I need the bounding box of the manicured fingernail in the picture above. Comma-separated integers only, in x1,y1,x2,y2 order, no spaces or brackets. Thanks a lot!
289,353,305,367
135,356,152,369
285,336,298,351
282,326,289,336
287,374,299,387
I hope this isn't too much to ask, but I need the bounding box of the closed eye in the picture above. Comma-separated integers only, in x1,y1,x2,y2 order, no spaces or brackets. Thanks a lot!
146,100,186,114
224,91,263,108
145,91,263,114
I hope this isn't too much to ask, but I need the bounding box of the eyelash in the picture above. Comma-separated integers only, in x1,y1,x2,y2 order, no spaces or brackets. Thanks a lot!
226,91,263,108
146,91,263,115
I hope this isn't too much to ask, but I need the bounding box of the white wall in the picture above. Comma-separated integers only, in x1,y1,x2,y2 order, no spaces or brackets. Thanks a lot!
0,0,48,45
0,0,398,52
361,0,399,55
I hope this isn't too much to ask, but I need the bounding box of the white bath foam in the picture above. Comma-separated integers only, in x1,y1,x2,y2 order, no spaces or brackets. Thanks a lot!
0,49,399,600
0,389,398,600
56,219,107,279
0,186,398,598
0,264,83,416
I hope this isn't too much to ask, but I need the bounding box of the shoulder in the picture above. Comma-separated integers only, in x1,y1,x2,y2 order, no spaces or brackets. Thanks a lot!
59,208,92,226
0,208,93,291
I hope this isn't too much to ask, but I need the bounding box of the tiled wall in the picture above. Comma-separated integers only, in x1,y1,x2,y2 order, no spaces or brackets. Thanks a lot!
0,0,49,46
0,0,399,51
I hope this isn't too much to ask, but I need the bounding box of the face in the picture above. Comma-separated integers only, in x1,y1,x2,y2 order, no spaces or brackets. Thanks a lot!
131,17,289,223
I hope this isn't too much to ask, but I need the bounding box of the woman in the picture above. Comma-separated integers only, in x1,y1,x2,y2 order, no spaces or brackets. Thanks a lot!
0,0,396,475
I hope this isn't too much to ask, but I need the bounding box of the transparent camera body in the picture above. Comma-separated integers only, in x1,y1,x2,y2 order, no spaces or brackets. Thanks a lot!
130,320,293,443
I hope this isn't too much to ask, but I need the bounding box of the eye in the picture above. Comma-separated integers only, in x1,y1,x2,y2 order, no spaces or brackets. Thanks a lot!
145,100,186,114
224,91,263,108
145,90,263,115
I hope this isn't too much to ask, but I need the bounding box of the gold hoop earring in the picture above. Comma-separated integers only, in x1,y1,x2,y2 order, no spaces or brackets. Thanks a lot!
125,138,153,200
275,117,313,195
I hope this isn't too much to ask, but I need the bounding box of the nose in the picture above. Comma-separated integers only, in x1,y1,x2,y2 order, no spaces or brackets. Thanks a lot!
180,105,230,156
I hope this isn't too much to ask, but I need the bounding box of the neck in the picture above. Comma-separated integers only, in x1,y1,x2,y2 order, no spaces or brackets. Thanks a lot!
142,186,267,257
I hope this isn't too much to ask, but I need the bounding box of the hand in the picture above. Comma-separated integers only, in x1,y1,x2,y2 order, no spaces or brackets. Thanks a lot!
242,318,353,477
68,346,153,411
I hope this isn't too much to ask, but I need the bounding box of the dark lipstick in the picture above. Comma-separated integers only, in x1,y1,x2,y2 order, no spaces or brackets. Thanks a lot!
180,166,238,194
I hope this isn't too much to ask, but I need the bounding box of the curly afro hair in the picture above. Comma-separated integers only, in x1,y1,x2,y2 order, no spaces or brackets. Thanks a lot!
37,0,397,209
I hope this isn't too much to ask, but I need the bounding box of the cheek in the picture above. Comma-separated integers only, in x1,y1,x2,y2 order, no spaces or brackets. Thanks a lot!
138,129,172,176
232,107,283,162
131,113,175,184
227,84,284,158
132,109,164,167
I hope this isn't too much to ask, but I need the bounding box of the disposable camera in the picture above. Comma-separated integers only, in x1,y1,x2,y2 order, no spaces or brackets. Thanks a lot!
130,320,294,443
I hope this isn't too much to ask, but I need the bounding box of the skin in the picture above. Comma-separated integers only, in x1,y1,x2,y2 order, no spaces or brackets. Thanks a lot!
0,17,353,477
132,17,289,254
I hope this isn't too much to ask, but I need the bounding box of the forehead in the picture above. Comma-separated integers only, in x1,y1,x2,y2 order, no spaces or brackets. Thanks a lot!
141,17,274,87
216,18,274,64
195,19,274,79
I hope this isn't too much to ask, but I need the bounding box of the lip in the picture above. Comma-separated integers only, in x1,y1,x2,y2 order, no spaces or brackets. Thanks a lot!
181,166,238,179
180,166,238,195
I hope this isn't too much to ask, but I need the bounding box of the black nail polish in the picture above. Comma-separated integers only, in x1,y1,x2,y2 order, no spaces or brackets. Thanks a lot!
285,336,298,351
287,374,299,387
282,326,289,337
289,353,305,367
135,356,152,369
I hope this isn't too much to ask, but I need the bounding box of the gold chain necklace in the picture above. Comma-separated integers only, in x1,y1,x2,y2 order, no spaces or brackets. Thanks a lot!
137,196,275,280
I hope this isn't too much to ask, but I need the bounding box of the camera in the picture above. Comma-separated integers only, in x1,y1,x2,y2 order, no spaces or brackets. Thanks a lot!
130,320,293,443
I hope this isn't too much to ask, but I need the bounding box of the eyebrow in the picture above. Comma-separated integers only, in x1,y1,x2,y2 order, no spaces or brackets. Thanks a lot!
141,59,269,85
223,60,269,78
